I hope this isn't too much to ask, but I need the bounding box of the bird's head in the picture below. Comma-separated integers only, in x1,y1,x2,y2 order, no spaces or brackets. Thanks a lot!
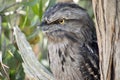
40,3,95,43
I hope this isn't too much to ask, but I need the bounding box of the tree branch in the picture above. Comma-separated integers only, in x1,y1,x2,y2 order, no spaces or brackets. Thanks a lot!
13,26,54,80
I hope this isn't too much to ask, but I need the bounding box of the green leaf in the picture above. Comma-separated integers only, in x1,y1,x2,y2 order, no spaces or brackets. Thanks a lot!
39,0,43,21
22,0,39,6
31,3,39,16
47,0,56,9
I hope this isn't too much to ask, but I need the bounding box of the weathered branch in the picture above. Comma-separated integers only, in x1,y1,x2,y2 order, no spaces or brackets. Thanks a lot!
14,26,54,80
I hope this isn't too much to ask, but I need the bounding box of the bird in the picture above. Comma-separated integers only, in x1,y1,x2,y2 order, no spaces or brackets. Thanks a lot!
40,2,100,80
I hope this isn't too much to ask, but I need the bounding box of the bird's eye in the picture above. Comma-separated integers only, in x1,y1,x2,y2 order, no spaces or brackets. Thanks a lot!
59,19,64,24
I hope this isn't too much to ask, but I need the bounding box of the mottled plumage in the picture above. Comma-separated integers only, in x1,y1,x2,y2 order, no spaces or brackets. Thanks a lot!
41,2,99,80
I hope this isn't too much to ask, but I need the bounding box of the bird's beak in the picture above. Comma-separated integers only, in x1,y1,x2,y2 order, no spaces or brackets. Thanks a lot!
40,21,46,27
39,21,49,33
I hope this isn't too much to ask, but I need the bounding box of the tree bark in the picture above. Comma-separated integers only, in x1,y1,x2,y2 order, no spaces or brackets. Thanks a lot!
92,0,120,80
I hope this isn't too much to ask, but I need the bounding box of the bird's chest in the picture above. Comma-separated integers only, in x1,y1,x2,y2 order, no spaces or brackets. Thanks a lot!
48,42,67,71
48,42,84,80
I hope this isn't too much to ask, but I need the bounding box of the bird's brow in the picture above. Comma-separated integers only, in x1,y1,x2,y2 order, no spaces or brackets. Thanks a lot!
46,18,80,25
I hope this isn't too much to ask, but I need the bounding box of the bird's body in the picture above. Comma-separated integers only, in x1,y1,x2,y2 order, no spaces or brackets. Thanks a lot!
41,3,99,80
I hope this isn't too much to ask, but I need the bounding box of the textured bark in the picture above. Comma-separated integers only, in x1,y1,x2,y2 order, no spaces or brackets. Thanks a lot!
14,26,54,80
92,0,120,80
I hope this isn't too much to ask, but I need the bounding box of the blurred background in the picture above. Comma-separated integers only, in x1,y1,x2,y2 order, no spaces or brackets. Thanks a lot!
0,0,93,80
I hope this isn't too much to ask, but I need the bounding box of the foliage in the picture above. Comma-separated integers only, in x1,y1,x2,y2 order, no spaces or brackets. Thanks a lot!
0,0,93,80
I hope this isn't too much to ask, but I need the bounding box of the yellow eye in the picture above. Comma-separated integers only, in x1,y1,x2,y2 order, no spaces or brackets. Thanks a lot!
59,19,64,24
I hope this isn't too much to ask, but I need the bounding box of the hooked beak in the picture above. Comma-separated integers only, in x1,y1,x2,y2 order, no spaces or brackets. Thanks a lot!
39,21,49,33
40,21,46,27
